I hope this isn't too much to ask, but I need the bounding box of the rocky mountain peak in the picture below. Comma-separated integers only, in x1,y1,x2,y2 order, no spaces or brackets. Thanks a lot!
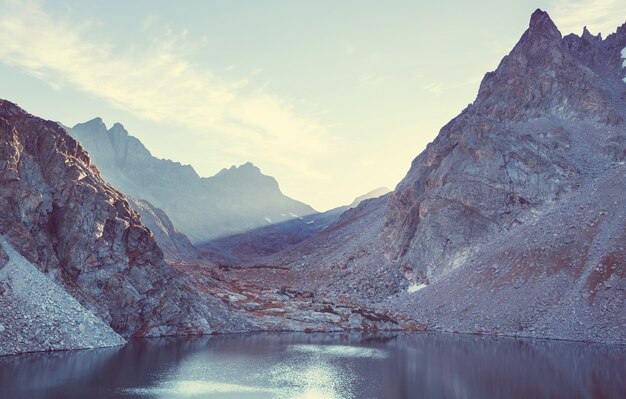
527,9,561,42
470,10,624,125
76,117,107,132
581,26,602,42
386,12,626,281
217,161,262,176
511,9,564,67
110,122,128,134
210,162,281,195
0,99,25,117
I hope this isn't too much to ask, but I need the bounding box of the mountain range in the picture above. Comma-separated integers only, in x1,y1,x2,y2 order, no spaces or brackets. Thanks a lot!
0,9,625,356
67,119,317,244
221,10,626,343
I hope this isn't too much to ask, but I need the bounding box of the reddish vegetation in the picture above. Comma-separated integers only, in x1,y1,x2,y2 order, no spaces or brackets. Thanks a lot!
586,252,626,304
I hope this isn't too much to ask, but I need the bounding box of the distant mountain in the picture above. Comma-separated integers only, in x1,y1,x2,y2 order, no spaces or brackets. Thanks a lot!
348,187,390,209
67,120,317,243
204,187,391,262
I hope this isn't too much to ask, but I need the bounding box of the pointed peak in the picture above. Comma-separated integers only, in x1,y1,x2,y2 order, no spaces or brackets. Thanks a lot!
109,122,129,134
88,117,103,124
239,161,258,170
582,26,602,42
216,162,263,177
228,161,260,172
107,122,130,141
528,9,561,40
74,117,107,131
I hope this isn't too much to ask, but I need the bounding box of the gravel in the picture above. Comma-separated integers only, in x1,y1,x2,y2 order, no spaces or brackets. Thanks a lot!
0,237,125,356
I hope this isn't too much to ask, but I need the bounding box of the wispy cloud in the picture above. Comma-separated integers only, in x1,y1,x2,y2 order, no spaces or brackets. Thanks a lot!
0,0,332,181
421,77,481,98
424,82,444,96
549,0,625,35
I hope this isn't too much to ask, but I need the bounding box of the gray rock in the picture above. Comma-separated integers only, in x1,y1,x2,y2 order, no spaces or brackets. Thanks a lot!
0,101,251,351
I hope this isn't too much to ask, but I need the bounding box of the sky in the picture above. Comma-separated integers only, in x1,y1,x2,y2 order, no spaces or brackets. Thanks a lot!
0,0,624,211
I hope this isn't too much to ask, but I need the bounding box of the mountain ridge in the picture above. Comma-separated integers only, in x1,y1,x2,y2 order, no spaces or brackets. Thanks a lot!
67,120,317,243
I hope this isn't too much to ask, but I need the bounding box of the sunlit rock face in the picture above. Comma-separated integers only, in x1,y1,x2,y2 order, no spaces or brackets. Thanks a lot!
67,120,317,243
126,196,198,261
0,100,247,340
386,10,626,280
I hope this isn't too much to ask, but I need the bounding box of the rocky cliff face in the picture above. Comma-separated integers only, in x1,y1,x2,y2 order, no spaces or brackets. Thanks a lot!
0,100,247,339
67,121,317,243
126,197,198,261
386,10,626,281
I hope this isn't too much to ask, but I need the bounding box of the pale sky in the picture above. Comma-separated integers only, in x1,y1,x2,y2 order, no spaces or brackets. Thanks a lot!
0,0,623,211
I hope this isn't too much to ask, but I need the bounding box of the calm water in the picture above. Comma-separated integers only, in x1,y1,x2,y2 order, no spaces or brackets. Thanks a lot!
1,332,625,399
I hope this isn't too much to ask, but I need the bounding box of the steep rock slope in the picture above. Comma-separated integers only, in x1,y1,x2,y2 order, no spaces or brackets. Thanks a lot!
385,10,626,281
126,197,198,261
392,162,626,342
0,100,248,340
0,238,125,356
67,120,317,243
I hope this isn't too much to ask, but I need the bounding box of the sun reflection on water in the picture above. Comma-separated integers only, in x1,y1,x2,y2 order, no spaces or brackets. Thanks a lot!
124,343,385,398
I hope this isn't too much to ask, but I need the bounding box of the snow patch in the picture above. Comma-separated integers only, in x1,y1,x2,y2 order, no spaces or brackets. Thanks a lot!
264,217,273,224
407,283,427,293
289,212,303,220
305,220,315,224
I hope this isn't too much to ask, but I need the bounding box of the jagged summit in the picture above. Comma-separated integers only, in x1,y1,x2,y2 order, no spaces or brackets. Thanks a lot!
216,161,263,177
527,9,561,41
75,117,107,130
581,26,602,42
110,122,128,133
468,10,625,125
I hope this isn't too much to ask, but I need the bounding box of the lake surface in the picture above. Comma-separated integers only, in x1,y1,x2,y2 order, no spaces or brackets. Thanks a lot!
1,332,625,399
